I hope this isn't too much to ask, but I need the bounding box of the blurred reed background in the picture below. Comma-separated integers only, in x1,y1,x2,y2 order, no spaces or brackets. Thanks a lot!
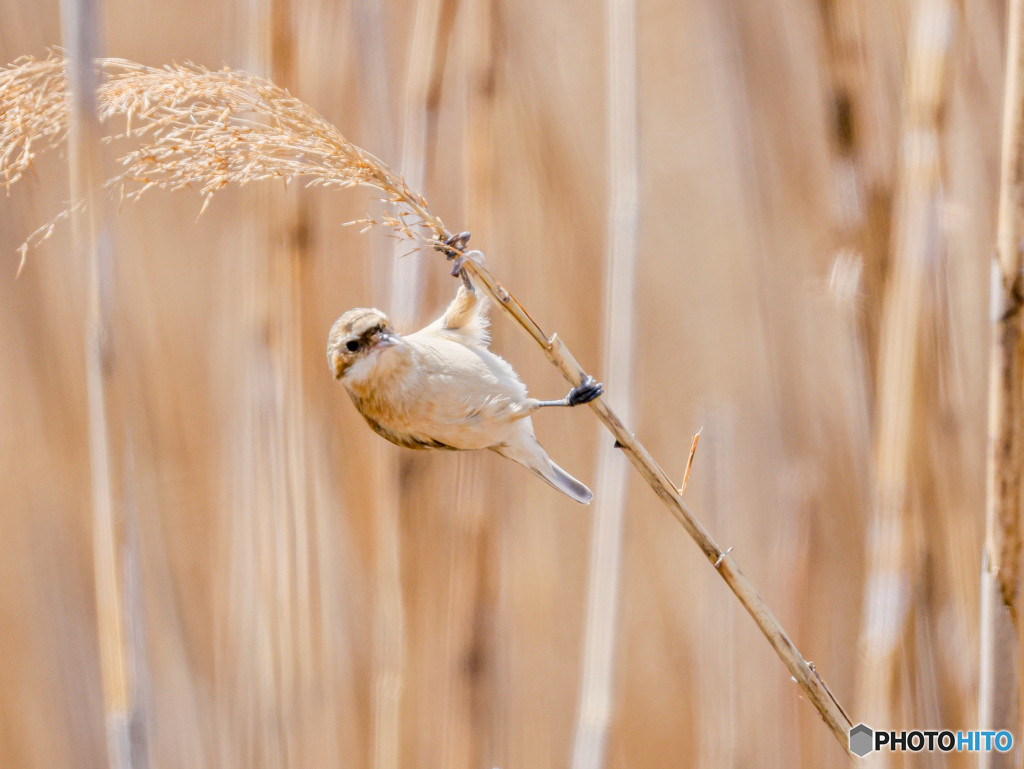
0,0,1006,766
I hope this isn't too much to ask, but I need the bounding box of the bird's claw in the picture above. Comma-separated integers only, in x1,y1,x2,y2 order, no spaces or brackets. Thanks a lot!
435,232,483,289
437,231,472,258
566,375,603,406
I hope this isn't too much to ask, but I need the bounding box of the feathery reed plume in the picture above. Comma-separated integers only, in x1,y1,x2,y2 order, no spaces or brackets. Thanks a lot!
96,59,432,224
0,53,855,756
0,53,446,246
0,54,68,192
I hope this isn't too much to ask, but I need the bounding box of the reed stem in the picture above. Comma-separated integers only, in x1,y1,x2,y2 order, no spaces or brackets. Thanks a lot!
980,0,1024,760
451,258,855,756
59,2,134,767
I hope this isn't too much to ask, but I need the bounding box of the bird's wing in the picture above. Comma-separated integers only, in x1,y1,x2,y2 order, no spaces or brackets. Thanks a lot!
386,335,529,450
420,286,490,348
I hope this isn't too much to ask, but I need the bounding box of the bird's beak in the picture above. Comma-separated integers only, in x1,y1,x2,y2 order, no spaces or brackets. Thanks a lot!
374,332,399,349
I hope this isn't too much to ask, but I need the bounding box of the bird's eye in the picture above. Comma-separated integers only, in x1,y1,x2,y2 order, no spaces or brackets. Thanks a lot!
346,340,359,352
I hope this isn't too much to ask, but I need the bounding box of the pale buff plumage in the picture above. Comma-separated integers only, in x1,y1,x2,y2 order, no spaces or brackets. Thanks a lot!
327,286,594,503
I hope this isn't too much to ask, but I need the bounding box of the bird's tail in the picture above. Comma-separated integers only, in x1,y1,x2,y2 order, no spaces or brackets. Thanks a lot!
529,459,593,505
494,432,593,504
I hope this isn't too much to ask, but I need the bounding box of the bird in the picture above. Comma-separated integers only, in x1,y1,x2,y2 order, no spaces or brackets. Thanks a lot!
326,272,602,504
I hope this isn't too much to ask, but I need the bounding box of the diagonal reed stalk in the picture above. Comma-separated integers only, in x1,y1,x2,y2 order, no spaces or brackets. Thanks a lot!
0,53,856,758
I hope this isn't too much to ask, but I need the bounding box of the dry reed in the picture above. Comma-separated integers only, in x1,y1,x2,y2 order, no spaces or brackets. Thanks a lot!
0,52,855,757
980,0,1024,759
854,0,954,756
55,9,135,769
571,0,638,763
388,0,450,325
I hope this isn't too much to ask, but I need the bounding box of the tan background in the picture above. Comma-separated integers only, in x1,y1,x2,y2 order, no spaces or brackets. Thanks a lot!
0,0,1001,766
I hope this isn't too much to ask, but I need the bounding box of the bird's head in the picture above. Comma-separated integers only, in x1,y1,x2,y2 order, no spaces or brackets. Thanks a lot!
327,308,401,382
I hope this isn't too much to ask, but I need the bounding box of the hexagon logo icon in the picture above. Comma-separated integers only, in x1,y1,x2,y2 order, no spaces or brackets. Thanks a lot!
849,724,873,757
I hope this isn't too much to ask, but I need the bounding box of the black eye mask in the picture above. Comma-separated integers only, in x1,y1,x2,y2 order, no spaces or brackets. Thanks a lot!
360,325,384,346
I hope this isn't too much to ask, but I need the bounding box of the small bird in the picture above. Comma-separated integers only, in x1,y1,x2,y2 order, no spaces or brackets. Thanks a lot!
327,278,602,503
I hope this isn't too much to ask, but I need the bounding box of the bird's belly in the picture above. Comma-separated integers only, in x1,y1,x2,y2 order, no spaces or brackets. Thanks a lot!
352,386,520,452
360,412,461,451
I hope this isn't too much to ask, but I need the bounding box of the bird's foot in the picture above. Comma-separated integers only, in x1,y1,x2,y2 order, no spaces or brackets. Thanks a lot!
436,231,472,258
566,376,603,406
450,250,485,289
435,232,483,289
